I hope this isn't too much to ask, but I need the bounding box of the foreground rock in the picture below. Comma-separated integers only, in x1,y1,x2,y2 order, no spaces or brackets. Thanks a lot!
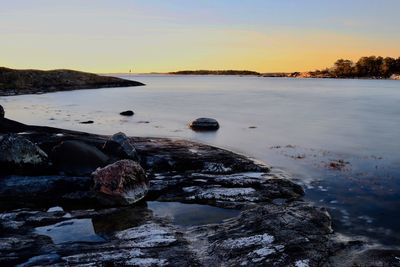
190,118,220,131
0,67,145,96
0,116,399,266
92,160,149,205
0,105,4,118
0,134,47,172
103,132,139,160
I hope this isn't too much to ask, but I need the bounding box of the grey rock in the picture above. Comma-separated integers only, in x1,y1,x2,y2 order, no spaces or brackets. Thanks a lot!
103,132,139,160
189,118,220,131
0,134,47,167
92,160,149,205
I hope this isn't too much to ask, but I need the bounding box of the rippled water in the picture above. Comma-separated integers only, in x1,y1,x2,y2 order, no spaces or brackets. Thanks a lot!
2,75,400,245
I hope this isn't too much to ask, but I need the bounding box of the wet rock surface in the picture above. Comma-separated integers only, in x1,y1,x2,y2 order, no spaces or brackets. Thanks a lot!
0,117,399,266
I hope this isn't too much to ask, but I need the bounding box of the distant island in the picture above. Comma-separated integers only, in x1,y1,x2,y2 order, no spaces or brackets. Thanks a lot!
169,70,261,76
0,67,144,96
170,56,400,80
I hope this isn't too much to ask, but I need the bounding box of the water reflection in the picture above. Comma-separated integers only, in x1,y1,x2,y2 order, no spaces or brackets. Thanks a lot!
148,201,240,226
35,219,105,244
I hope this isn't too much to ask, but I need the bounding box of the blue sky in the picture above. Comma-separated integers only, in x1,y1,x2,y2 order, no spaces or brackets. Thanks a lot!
1,0,399,72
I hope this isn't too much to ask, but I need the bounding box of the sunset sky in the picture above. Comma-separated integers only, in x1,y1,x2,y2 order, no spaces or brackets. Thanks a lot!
1,0,400,73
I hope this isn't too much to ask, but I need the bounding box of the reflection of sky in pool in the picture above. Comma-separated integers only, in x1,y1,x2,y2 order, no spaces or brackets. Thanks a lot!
3,75,400,245
35,219,105,244
148,201,241,226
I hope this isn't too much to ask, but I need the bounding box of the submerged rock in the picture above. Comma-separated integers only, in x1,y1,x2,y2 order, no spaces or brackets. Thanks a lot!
92,159,149,205
103,132,139,160
79,120,94,124
51,140,109,176
120,110,134,116
0,134,47,168
189,118,220,131
0,105,4,118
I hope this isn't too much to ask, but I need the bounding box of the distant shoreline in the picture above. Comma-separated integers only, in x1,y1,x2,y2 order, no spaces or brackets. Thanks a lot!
141,71,400,80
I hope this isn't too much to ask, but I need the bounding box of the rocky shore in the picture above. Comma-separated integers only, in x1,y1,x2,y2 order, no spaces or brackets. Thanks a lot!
0,67,144,96
1,110,399,266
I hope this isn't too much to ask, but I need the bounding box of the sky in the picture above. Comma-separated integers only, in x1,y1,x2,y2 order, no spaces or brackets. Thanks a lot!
1,0,400,73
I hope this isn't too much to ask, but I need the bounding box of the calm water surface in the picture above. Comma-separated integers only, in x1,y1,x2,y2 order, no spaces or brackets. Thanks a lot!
2,75,400,245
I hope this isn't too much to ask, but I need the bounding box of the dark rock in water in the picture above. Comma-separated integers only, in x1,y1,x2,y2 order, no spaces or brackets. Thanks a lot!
189,118,219,131
103,132,139,161
0,134,47,170
79,120,94,124
92,159,149,205
0,105,4,118
51,140,109,176
120,110,134,116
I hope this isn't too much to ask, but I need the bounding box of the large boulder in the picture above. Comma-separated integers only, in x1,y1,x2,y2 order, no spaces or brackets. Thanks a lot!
189,118,220,131
0,105,4,118
51,140,109,176
92,159,149,205
0,134,47,168
102,132,139,161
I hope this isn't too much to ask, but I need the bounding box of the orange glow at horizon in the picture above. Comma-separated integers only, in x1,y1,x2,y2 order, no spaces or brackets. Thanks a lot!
1,1,400,74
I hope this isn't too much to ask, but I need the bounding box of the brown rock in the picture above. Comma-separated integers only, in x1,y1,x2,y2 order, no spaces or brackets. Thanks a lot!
92,160,148,205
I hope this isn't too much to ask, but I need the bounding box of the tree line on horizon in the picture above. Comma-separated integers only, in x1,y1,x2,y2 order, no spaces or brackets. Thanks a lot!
309,56,400,78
